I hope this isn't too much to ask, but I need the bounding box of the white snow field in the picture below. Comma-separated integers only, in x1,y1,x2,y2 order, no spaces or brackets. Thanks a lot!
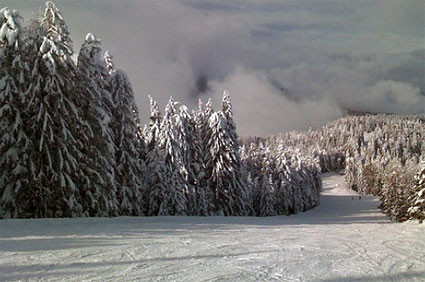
1,173,424,282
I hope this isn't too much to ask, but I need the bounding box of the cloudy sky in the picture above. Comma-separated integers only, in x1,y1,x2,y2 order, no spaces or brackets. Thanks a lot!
3,0,425,135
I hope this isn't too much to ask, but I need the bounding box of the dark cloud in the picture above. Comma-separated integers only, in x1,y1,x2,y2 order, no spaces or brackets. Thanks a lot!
3,0,424,135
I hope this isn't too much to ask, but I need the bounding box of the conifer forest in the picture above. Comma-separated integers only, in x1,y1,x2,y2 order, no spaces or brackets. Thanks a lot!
1,2,424,224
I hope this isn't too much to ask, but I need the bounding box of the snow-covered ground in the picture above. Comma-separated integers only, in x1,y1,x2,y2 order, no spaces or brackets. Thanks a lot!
1,173,424,282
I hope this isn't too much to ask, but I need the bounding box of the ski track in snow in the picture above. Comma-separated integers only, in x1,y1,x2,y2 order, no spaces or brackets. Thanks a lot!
1,172,424,282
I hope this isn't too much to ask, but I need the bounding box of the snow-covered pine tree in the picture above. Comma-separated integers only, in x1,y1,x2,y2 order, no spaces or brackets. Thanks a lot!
158,164,187,216
206,112,236,215
178,105,201,214
103,50,114,75
274,147,297,215
255,175,277,217
106,52,145,216
144,96,162,151
144,95,166,216
21,1,89,217
205,93,251,216
221,90,239,146
77,33,118,216
408,162,425,222
145,143,168,216
204,98,214,121
191,99,214,215
155,97,188,215
0,8,31,218
194,99,214,147
213,91,252,215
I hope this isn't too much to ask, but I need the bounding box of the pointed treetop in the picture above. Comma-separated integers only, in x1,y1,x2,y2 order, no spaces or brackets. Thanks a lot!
148,95,161,124
206,98,212,106
41,1,73,55
149,95,156,108
46,1,55,8
103,51,115,74
180,105,191,118
149,95,159,112
165,96,179,117
222,90,232,114
85,32,97,43
80,33,102,60
42,2,68,37
0,7,20,49
205,98,213,114
77,32,106,79
197,98,204,111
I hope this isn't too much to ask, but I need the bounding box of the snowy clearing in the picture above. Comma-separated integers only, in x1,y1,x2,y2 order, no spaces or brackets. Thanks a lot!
1,173,424,282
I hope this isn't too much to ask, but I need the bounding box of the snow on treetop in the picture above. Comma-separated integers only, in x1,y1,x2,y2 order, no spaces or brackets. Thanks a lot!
104,50,112,59
206,98,212,108
46,1,56,9
85,32,96,42
221,90,232,113
104,51,115,74
180,105,190,114
0,7,19,48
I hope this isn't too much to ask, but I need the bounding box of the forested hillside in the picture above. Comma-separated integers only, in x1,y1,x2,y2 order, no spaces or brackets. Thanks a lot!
242,115,425,221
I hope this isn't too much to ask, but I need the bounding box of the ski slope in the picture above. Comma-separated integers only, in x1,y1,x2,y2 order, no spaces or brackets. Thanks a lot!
1,173,424,282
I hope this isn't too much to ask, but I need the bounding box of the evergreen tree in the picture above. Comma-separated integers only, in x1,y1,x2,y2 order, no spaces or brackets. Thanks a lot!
254,175,277,217
221,90,239,146
144,96,161,151
145,144,168,216
177,105,199,214
106,52,144,215
408,163,425,222
0,8,30,218
222,91,253,214
205,92,251,216
21,1,88,217
144,96,165,216
206,111,235,215
77,33,118,216
192,100,214,215
156,97,188,215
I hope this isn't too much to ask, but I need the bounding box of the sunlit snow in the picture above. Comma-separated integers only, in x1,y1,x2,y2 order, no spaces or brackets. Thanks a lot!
1,173,424,282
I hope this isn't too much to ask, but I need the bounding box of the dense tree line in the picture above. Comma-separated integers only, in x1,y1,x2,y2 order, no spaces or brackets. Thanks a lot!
240,142,321,217
0,2,322,218
141,92,323,217
342,116,425,222
244,115,425,222
0,3,144,218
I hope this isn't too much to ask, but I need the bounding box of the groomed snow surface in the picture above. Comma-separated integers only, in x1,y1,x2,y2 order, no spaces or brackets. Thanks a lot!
1,173,424,282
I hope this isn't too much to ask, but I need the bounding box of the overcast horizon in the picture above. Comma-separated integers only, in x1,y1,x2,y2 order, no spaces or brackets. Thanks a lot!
3,0,425,135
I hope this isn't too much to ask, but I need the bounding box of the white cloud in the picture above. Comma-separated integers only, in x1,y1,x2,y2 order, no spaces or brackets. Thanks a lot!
208,66,342,136
366,80,424,114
